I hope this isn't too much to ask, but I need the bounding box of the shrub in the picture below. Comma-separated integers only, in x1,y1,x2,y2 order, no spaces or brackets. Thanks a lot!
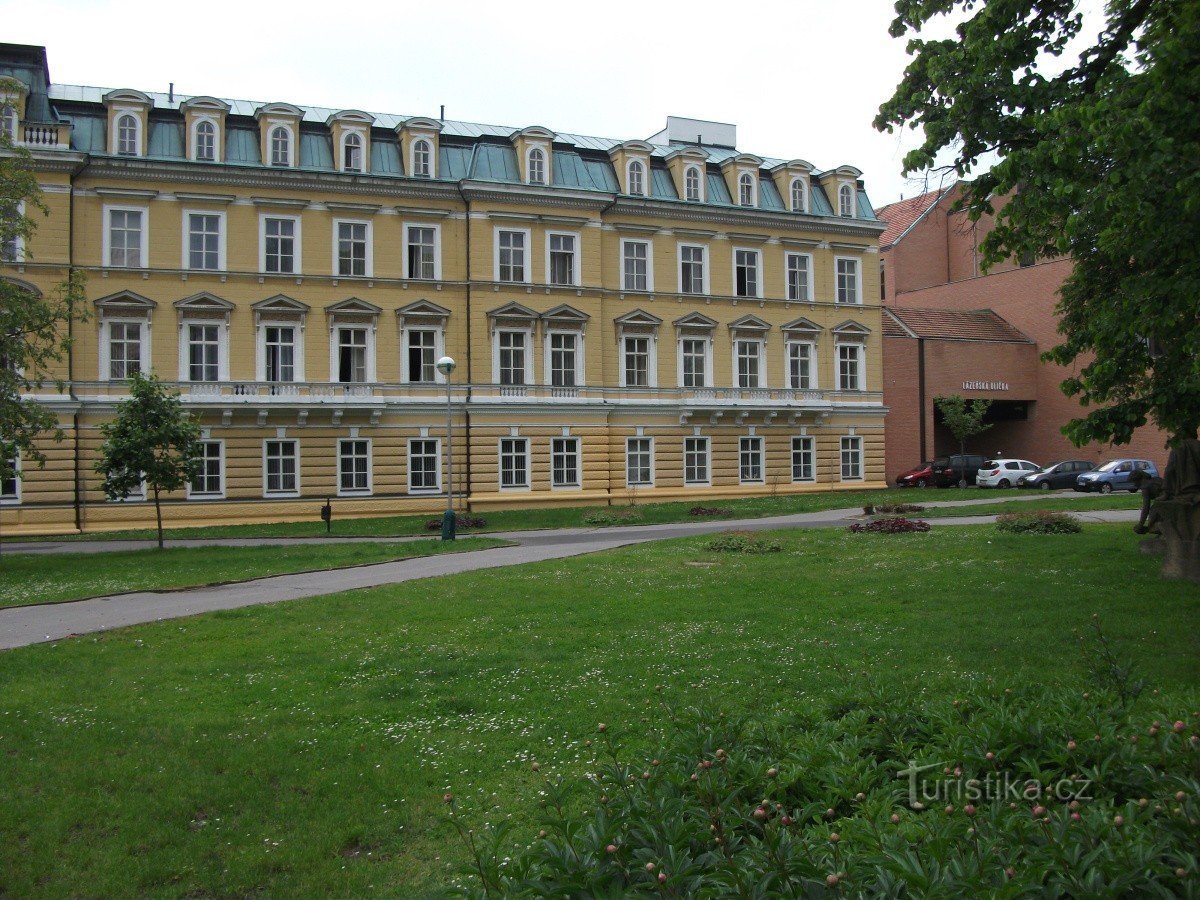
996,510,1082,535
424,514,487,531
689,505,733,517
848,516,931,534
864,503,925,515
583,509,643,527
704,531,783,553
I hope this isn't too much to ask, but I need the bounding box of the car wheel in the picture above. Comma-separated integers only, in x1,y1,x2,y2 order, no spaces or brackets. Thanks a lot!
997,479,1011,489
1039,480,1051,490
1100,483,1113,494
958,478,968,488
916,478,928,488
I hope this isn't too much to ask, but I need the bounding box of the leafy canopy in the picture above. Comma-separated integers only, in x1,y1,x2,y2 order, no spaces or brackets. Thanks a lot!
936,393,992,453
877,0,1200,445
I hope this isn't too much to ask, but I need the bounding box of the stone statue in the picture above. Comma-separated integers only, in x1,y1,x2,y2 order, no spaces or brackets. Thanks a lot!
1151,437,1200,582
1131,469,1163,536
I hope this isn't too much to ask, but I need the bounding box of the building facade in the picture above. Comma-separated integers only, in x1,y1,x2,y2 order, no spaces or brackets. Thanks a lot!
1,46,887,536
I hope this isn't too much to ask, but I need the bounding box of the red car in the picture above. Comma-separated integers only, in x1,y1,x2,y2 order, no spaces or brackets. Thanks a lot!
895,461,935,488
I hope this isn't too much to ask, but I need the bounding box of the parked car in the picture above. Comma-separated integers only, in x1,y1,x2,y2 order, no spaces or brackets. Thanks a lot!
895,461,935,488
1018,460,1095,490
1075,459,1159,493
930,454,988,488
976,459,1041,488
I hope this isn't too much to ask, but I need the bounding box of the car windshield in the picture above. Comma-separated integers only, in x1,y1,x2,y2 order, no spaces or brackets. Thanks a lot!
933,458,949,467
1096,460,1125,472
1040,463,1061,473
982,460,998,468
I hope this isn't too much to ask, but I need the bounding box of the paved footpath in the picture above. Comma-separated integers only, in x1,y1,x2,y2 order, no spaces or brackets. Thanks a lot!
0,497,1138,651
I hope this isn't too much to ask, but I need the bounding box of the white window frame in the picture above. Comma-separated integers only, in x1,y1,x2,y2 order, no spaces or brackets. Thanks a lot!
785,340,817,390
332,218,373,278
683,436,710,486
498,437,531,491
785,252,813,302
733,338,765,389
0,104,17,143
403,222,442,280
790,177,807,213
493,226,532,283
526,145,548,185
677,242,709,295
407,437,442,493
835,256,862,304
627,159,646,196
341,130,365,173
737,171,757,207
838,182,856,217
625,436,654,488
733,247,762,299
187,439,225,499
493,327,533,385
411,138,434,178
620,237,653,292
1,199,25,263
102,204,148,269
258,213,302,275
677,334,713,389
181,209,228,272
545,230,581,287
329,324,376,384
178,319,229,382
113,111,141,156
257,321,305,382
401,324,446,385
269,124,293,167
840,435,864,481
550,436,582,489
684,165,703,202
99,317,150,381
262,439,300,498
621,334,657,388
835,342,865,392
739,435,765,485
1,450,20,505
791,436,816,483
543,329,584,388
191,116,219,163
337,437,373,496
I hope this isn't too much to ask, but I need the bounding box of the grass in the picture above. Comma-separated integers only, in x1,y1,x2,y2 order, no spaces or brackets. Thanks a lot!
0,522,1196,895
0,538,510,608
907,493,1140,518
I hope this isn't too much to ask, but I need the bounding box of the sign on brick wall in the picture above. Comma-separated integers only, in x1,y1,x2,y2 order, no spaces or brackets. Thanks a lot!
962,380,1009,391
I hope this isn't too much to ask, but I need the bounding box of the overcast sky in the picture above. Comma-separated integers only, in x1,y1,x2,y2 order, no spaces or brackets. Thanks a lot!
7,0,966,207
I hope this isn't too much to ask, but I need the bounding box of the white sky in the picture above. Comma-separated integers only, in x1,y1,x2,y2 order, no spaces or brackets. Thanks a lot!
6,0,978,207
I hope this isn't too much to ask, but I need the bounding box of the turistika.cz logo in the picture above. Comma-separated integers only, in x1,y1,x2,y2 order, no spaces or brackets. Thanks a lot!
897,760,1093,807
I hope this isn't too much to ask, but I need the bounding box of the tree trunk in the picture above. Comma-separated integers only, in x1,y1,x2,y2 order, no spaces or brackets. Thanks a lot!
153,484,163,550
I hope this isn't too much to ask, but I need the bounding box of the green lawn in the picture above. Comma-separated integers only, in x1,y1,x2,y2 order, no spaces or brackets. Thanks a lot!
0,538,509,608
0,523,1195,896
903,493,1141,518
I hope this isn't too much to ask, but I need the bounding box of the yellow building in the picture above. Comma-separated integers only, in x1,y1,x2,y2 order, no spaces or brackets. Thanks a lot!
1,44,887,535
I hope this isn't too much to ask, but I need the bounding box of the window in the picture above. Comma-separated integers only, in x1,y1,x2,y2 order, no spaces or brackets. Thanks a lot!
628,160,645,196
680,338,708,388
836,257,860,304
108,322,142,379
342,132,363,172
623,336,650,387
497,330,527,385
194,119,217,162
106,208,145,268
186,324,220,382
1,450,19,503
1,200,23,262
116,113,139,156
734,249,759,298
408,438,440,492
496,229,528,283
338,439,371,495
790,178,807,213
738,172,755,207
792,436,815,482
264,440,299,496
527,147,546,185
787,341,814,390
548,332,577,387
735,339,762,389
185,212,223,271
0,104,16,142
336,327,369,383
786,253,811,302
626,437,653,487
335,221,371,277
411,139,432,177
548,233,577,286
838,183,855,217
837,343,863,391
840,436,863,480
406,329,437,383
684,437,709,485
685,165,701,201
189,441,223,497
499,437,530,489
264,325,296,382
680,244,706,294
261,216,298,274
405,225,439,280
622,240,650,291
739,436,764,483
551,437,580,488
270,126,291,166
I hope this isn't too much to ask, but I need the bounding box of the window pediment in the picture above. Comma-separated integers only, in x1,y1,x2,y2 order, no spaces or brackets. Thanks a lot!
174,291,235,312
781,316,822,336
614,309,663,328
325,297,382,317
728,314,771,334
399,117,444,134
673,312,717,331
326,109,376,127
252,294,310,314
181,96,230,114
95,290,156,313
397,300,450,329
541,303,589,324
0,276,42,299
103,88,152,107
255,102,303,121
487,301,539,321
832,319,871,340
514,125,556,141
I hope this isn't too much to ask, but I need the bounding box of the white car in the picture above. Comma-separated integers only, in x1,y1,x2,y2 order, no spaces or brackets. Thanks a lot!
976,459,1040,488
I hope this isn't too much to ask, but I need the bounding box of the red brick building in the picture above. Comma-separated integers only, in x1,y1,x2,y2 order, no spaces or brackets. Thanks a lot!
877,184,1169,480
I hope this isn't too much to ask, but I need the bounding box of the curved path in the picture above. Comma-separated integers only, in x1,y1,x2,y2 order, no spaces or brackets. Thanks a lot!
0,499,1139,651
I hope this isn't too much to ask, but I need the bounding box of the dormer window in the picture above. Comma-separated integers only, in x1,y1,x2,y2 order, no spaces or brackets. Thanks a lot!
628,160,645,196
685,166,701,201
116,114,139,156
270,126,291,166
790,177,807,213
838,183,855,217
527,147,546,185
738,172,755,207
342,132,363,172
194,120,216,161
412,139,432,177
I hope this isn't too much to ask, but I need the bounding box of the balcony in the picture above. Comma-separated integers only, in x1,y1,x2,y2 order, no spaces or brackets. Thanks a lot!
20,121,71,150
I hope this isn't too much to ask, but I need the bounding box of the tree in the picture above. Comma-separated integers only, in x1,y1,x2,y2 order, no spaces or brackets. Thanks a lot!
936,394,992,456
95,372,202,549
876,0,1200,447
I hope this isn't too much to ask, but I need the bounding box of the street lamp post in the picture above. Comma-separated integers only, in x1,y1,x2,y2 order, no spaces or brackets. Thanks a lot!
436,356,457,541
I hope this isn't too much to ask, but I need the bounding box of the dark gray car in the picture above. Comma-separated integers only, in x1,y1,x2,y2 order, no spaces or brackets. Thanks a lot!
1017,459,1095,490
